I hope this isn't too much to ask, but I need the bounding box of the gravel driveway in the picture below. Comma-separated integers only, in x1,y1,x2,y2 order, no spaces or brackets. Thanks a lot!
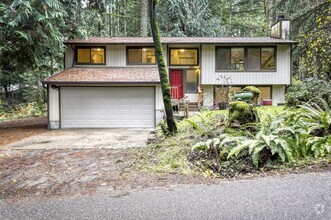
3,129,154,150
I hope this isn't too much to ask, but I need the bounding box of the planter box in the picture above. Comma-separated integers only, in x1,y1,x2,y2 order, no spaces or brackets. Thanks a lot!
261,99,272,106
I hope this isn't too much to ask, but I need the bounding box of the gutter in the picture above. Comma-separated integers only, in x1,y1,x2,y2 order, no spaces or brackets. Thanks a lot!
43,81,161,85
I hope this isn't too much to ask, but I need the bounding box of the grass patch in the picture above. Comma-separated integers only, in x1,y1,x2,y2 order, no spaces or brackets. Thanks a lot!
136,110,227,174
256,106,284,121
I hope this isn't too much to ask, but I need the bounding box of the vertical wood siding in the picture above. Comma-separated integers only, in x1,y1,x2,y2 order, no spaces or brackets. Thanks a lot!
65,46,74,69
201,45,216,84
107,45,126,66
201,45,291,85
49,87,60,129
272,85,286,106
201,85,214,107
155,85,165,124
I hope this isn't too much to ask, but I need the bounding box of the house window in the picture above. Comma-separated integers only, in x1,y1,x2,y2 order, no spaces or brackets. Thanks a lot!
186,70,198,93
170,49,199,66
216,47,276,71
127,47,156,64
261,48,275,70
76,47,105,65
231,48,245,70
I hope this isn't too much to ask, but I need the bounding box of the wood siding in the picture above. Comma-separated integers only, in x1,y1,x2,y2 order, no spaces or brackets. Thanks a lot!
201,85,213,107
107,45,126,66
201,45,291,85
49,86,60,129
155,85,165,124
65,46,74,69
272,85,286,106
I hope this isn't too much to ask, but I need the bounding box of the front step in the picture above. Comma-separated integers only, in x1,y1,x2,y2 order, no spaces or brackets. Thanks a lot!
178,102,199,112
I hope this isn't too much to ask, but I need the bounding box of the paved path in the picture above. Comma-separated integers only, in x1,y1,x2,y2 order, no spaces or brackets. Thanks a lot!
4,128,153,150
1,172,330,219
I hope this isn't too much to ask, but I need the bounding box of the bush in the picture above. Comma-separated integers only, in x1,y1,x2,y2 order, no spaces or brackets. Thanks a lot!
286,78,331,107
228,101,259,127
0,102,46,120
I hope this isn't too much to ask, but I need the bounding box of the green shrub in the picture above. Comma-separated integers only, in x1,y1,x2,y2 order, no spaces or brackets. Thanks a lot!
0,102,46,120
286,78,331,107
189,100,331,172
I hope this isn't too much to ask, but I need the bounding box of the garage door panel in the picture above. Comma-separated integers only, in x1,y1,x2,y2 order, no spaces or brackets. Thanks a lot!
61,87,154,128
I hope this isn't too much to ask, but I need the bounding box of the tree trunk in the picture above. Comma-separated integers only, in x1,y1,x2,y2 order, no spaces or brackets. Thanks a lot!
148,0,177,134
123,0,127,36
140,0,148,37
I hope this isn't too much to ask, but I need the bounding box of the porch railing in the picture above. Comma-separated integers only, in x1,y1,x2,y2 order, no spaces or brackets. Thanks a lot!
170,86,179,99
198,86,203,109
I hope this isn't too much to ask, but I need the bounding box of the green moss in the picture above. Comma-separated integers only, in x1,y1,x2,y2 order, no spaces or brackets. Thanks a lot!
228,101,258,126
242,86,261,95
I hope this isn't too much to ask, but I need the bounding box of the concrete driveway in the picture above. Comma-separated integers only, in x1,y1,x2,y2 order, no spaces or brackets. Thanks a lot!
4,129,154,150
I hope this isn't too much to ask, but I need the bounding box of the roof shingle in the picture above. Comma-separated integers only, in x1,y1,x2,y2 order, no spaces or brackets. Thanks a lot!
43,67,160,84
64,37,296,45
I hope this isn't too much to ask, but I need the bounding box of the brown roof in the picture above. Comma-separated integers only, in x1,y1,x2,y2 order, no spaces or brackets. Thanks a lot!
64,37,296,45
43,67,160,85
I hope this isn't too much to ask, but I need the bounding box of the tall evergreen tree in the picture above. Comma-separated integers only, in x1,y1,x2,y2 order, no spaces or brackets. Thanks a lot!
149,0,177,134
0,0,66,98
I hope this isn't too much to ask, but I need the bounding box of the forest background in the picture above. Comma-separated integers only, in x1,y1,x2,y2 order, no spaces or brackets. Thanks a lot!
0,0,330,115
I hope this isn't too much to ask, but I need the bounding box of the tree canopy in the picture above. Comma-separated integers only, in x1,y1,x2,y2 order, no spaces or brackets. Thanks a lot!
0,0,330,106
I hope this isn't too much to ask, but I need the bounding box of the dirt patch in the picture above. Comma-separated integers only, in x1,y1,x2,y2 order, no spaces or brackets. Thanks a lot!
1,148,330,201
0,117,48,147
0,149,215,200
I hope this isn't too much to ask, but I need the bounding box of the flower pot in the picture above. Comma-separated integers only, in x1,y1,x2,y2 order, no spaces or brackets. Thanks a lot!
233,92,253,102
261,99,272,106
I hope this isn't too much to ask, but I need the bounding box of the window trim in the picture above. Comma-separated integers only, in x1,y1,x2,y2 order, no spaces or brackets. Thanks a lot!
169,48,199,66
126,46,156,65
215,46,277,72
75,46,106,65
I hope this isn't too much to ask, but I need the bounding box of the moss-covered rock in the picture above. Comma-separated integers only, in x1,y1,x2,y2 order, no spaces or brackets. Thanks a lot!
242,86,261,104
228,101,259,127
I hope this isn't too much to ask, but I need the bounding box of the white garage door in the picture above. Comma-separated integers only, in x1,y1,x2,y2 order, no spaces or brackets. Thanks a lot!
60,87,155,128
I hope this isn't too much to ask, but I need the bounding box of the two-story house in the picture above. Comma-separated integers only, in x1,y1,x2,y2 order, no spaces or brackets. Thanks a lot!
43,16,295,129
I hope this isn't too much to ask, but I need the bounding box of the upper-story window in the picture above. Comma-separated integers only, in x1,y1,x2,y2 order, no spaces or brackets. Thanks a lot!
127,47,156,65
170,48,199,66
76,47,105,65
216,47,275,71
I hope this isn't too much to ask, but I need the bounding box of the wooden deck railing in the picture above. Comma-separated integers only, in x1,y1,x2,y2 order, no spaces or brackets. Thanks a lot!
170,86,179,99
198,86,203,109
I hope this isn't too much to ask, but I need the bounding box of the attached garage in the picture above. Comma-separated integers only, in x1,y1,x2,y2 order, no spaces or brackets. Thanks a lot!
43,67,162,129
60,87,155,128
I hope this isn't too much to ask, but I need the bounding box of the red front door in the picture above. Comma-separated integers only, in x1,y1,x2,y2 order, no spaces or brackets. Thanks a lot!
170,70,183,99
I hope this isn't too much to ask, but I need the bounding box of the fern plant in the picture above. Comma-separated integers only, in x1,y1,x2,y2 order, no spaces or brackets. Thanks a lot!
295,98,331,136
